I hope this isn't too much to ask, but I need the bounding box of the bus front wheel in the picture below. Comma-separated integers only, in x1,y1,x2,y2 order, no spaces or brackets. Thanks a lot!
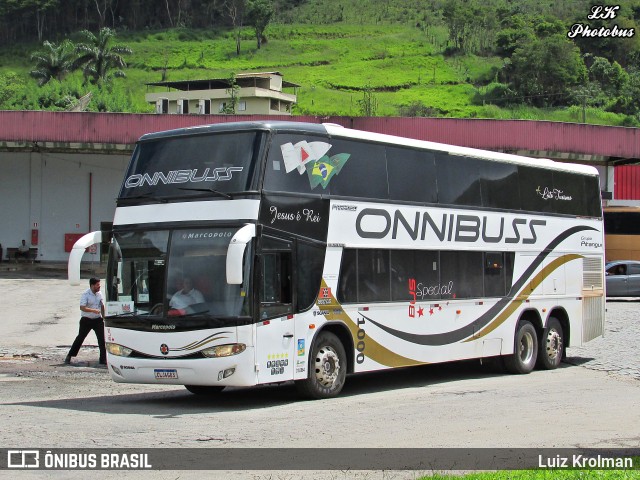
504,320,538,374
296,331,347,399
537,317,564,370
185,385,225,395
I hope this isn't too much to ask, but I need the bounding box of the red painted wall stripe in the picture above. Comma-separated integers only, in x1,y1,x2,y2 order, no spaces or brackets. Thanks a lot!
615,166,640,200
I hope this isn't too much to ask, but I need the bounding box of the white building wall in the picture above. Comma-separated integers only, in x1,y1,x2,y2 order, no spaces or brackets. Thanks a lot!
0,153,31,259
0,151,129,262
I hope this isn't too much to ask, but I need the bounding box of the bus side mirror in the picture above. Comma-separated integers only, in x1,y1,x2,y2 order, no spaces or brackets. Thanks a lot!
226,224,256,284
68,231,102,285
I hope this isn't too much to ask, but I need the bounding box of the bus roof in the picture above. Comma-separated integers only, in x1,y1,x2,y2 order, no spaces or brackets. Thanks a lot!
138,121,599,177
137,121,327,142
322,124,600,177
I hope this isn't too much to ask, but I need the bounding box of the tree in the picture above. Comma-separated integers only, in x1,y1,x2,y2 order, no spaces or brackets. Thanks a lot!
442,0,477,53
29,0,59,42
74,27,132,87
247,0,273,49
588,56,628,96
505,34,587,107
357,83,378,116
93,0,111,28
30,39,77,86
222,73,240,113
610,66,640,116
0,72,26,108
225,0,247,56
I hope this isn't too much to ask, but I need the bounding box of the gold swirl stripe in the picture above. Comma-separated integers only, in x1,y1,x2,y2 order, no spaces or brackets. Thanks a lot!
319,280,425,368
465,254,583,342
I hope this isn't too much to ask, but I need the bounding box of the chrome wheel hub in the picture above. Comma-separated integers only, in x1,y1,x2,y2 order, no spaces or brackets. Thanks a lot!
545,328,562,361
314,346,341,388
519,331,534,364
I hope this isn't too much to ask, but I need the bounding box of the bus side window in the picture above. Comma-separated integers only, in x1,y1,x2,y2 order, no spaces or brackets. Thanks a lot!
260,250,292,319
338,249,358,303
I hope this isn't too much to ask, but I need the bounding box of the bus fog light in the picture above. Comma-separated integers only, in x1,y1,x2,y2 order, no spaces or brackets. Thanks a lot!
201,344,246,358
106,342,132,357
218,368,236,381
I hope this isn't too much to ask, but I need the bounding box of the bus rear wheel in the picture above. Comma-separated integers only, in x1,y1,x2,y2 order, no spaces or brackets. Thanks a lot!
537,317,564,370
185,385,225,395
504,320,538,374
296,331,347,399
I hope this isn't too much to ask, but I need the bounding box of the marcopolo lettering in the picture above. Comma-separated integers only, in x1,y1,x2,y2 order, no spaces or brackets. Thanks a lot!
355,208,546,245
182,232,233,239
124,167,243,188
152,324,176,330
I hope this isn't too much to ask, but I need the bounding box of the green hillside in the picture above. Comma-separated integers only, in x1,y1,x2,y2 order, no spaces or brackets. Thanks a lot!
1,0,639,126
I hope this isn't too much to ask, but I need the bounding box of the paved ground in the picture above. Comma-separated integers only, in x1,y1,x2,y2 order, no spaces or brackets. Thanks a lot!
565,299,640,380
0,264,637,381
0,265,637,479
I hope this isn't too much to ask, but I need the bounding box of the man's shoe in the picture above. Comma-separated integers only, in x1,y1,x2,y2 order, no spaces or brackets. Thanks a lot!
64,355,72,365
99,359,107,365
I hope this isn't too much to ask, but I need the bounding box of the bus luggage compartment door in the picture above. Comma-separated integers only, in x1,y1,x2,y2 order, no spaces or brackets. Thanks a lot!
256,317,295,383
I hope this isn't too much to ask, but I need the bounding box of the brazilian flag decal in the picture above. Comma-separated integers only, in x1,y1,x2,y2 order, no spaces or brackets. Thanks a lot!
306,153,351,189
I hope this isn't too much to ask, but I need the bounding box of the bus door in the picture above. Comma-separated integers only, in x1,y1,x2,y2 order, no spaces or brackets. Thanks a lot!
256,236,296,383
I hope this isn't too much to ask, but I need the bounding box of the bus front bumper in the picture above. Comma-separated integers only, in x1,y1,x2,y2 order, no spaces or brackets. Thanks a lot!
106,348,257,387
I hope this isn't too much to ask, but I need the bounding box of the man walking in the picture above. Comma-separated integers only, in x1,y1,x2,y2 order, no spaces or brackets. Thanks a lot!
65,277,107,365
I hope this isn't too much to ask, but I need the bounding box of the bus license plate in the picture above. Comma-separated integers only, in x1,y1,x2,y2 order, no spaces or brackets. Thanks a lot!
154,369,178,379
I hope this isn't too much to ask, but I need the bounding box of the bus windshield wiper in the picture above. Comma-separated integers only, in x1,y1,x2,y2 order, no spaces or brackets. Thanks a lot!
118,193,167,203
177,187,232,199
106,311,139,318
180,309,210,317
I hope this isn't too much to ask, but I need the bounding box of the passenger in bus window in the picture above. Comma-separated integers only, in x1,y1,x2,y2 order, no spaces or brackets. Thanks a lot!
169,277,205,310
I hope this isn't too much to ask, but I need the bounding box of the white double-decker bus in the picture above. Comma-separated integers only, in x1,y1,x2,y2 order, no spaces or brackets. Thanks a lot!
69,121,605,398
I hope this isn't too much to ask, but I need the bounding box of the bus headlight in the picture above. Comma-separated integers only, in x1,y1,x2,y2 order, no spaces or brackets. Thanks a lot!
106,342,133,357
201,344,246,358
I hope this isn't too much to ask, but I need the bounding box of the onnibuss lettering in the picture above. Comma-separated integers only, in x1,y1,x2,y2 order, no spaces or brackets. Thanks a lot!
124,167,244,188
355,208,547,246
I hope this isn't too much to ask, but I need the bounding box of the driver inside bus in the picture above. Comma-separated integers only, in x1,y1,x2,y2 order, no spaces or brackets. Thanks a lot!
169,277,205,312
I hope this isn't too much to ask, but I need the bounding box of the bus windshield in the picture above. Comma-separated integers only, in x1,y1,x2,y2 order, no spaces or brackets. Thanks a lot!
106,227,252,320
118,131,265,202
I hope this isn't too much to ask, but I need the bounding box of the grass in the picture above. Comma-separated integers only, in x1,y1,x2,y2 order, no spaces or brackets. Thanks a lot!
419,471,640,480
0,22,634,125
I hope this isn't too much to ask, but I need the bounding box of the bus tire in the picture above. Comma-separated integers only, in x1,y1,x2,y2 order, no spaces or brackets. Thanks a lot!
504,320,538,374
185,385,225,395
537,317,564,370
296,331,347,399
